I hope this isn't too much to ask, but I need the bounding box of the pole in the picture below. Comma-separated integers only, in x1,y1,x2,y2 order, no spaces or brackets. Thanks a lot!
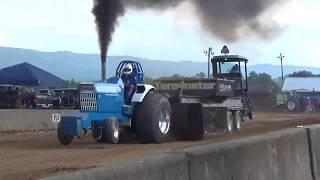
278,53,285,104
204,47,213,78
208,48,212,78
278,53,285,83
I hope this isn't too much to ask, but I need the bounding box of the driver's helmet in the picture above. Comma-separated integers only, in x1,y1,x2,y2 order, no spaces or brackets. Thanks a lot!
122,63,133,75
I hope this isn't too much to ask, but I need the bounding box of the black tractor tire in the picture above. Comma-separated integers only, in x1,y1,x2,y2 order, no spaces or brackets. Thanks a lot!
287,99,300,112
135,93,172,143
225,111,234,133
57,121,74,146
105,119,120,144
233,111,241,132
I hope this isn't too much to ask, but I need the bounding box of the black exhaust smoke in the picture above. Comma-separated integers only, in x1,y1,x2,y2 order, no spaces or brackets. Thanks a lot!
122,0,286,42
92,0,124,81
91,0,286,81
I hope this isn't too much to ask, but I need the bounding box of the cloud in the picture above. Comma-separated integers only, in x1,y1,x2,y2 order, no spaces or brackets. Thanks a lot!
0,0,96,38
274,0,320,26
0,31,9,46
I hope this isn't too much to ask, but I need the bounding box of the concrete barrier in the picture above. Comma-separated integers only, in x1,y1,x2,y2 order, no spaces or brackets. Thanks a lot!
44,128,315,180
181,128,312,180
44,153,189,180
0,109,77,132
305,125,320,180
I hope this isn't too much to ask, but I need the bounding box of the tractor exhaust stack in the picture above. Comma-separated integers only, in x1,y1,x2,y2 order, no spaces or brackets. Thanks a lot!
101,54,106,82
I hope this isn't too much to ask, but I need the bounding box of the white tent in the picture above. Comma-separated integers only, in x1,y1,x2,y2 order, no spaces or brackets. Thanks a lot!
282,77,320,92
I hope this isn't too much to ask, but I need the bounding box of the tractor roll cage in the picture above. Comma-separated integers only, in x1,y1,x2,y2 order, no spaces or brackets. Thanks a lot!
211,55,249,93
116,61,144,84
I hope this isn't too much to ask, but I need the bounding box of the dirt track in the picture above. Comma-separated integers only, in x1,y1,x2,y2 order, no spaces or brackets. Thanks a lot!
1,112,320,180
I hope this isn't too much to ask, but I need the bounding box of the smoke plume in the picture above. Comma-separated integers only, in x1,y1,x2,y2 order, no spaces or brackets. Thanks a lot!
92,0,124,81
123,0,286,42
92,0,286,80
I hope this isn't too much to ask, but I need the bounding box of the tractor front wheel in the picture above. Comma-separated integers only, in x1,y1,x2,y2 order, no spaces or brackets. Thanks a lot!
57,121,73,146
105,119,120,144
135,93,172,143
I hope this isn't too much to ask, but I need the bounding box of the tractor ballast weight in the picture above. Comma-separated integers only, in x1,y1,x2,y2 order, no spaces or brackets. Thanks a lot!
153,54,254,138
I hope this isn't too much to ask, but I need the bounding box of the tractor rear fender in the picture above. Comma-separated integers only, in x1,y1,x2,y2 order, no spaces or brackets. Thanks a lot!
131,84,156,103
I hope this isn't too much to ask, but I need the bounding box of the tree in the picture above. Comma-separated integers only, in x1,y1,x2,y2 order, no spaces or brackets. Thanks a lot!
248,71,273,84
248,71,280,92
248,71,258,82
274,76,284,88
144,77,154,84
288,70,317,77
159,74,184,80
194,72,206,78
67,79,79,88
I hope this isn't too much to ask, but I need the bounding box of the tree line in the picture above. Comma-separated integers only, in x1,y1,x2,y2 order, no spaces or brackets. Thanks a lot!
67,70,319,91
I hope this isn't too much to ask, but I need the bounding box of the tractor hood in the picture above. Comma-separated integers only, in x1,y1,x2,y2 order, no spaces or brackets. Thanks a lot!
79,77,124,112
80,77,124,94
95,83,121,94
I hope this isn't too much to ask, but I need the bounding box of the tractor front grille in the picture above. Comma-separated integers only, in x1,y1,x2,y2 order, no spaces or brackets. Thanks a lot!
80,93,97,112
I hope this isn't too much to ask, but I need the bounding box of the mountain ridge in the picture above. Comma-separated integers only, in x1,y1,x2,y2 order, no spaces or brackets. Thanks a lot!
1,46,320,81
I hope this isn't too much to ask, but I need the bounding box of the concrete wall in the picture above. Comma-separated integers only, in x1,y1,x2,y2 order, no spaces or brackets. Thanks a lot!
45,127,320,180
45,153,189,180
306,125,320,180
0,109,77,132
182,128,312,180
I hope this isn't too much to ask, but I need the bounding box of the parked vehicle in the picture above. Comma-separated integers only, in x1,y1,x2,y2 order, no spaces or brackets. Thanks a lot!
286,94,318,112
35,89,56,109
53,88,79,108
0,85,21,108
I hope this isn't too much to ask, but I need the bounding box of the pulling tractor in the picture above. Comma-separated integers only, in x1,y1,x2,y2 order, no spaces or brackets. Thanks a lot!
57,54,254,145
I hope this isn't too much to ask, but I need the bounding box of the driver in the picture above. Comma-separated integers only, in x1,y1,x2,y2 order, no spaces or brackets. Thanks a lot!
121,63,137,104
230,64,239,73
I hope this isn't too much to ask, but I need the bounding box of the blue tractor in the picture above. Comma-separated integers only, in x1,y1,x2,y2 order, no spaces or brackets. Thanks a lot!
58,60,172,145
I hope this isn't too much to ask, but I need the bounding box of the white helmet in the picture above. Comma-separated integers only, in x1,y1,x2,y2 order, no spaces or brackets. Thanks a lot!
122,63,133,75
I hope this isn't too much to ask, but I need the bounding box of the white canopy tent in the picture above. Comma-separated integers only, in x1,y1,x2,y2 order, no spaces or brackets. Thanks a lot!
282,77,320,92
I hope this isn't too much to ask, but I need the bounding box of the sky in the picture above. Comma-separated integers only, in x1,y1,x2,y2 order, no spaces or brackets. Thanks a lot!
0,0,319,67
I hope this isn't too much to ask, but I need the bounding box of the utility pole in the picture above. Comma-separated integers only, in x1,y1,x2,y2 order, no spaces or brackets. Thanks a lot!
278,53,285,83
204,47,214,78
278,53,285,104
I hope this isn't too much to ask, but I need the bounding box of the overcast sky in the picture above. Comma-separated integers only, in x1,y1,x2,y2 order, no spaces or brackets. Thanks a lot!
0,0,319,67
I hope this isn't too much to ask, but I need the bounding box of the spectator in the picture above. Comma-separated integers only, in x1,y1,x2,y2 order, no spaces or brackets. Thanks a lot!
6,86,14,96
30,89,36,109
52,91,61,109
13,87,20,96
21,87,28,108
24,87,33,108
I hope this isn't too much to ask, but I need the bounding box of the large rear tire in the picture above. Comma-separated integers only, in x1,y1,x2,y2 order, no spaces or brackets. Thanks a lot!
57,121,73,146
135,93,172,143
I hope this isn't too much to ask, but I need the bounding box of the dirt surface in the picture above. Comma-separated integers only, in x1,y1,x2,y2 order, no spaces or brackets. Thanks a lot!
1,112,320,180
